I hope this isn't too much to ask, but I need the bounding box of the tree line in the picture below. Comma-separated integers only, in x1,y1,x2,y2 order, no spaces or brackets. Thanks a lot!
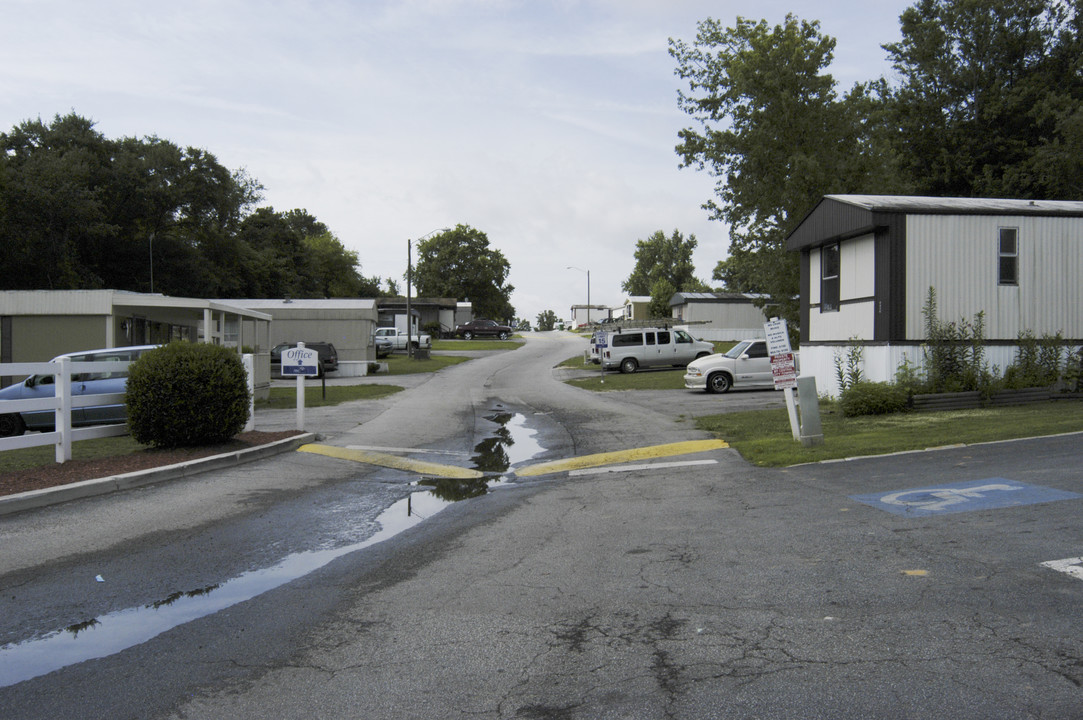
0,114,518,320
667,0,1083,329
0,113,394,299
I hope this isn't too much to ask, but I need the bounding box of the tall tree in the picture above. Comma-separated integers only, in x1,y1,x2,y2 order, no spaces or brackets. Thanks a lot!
535,310,558,331
670,16,903,329
884,0,1083,199
621,229,706,296
0,113,263,295
413,224,515,321
303,231,382,298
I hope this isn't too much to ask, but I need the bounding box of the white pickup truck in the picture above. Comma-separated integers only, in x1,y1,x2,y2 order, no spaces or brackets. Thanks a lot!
683,338,800,393
374,327,432,352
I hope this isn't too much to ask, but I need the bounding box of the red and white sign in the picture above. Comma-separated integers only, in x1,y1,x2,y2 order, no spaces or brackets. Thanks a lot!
771,352,798,390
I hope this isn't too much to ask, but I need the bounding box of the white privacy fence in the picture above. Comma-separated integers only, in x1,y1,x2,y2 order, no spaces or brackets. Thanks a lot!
0,357,132,463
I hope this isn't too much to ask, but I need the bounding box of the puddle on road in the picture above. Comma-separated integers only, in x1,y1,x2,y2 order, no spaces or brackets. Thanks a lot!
0,492,452,688
470,411,544,474
0,411,546,688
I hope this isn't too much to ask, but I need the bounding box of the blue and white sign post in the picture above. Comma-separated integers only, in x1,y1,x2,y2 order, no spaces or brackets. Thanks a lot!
593,331,607,384
281,342,319,429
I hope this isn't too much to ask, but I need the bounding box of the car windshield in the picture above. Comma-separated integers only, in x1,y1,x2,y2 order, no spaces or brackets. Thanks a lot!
724,341,752,359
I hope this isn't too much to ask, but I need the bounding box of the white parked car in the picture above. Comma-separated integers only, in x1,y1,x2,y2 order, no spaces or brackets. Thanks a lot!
684,339,799,393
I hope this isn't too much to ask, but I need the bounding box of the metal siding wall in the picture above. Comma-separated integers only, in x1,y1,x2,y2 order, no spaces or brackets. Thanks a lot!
10,317,107,361
842,234,875,300
907,215,1083,339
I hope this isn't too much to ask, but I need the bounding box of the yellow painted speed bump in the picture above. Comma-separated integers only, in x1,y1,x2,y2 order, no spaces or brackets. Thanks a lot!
299,444,484,479
514,439,729,477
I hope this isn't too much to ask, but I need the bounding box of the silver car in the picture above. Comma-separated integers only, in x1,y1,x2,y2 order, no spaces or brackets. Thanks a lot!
0,345,157,436
594,327,714,373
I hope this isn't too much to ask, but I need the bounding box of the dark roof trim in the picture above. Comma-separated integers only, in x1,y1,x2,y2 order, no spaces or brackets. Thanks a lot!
787,195,1083,252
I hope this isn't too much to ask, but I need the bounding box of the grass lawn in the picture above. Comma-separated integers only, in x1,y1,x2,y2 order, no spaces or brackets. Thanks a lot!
566,368,688,391
381,353,470,375
0,435,148,473
431,339,523,351
257,383,402,409
695,399,1083,467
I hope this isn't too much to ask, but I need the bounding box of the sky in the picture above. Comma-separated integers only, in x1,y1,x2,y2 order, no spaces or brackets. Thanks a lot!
1,0,914,324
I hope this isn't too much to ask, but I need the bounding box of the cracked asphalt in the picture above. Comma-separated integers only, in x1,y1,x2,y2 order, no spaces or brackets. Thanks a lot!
1,332,1081,719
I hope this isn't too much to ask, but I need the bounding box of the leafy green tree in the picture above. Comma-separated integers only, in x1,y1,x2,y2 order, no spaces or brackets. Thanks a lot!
0,113,263,294
236,208,379,298
884,0,1083,199
0,113,386,299
535,310,559,331
648,278,678,320
621,229,707,296
413,224,515,321
303,231,382,297
670,15,903,329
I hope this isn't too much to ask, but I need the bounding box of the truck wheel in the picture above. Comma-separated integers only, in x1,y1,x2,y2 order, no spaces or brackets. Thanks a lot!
707,372,732,394
464,331,474,340
498,331,509,340
620,357,638,374
0,413,26,437
411,341,419,349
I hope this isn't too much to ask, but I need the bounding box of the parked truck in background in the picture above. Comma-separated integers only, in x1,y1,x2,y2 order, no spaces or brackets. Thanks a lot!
374,327,432,352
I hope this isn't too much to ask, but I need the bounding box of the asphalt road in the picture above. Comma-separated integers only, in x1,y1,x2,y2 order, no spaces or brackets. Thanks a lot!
1,332,1081,719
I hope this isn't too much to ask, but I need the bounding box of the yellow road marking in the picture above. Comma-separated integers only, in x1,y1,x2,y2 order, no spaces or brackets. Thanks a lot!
298,444,485,479
514,439,729,477
902,569,928,576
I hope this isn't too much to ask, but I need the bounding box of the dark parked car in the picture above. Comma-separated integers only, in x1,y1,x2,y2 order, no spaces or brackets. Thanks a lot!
374,336,393,358
270,341,338,377
454,319,513,340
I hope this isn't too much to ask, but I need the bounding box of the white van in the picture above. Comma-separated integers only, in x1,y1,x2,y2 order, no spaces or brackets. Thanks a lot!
593,327,714,373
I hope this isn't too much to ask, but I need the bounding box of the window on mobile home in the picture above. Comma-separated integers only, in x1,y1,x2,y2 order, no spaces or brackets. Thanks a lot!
999,228,1018,285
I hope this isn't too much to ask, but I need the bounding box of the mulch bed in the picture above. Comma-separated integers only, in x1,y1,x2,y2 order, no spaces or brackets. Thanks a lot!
0,430,304,498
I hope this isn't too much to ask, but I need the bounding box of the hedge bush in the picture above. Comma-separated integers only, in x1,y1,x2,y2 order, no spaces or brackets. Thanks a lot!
839,381,909,417
126,342,250,448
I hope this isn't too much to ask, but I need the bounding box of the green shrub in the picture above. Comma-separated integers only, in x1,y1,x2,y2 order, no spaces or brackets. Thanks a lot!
1002,331,1065,389
126,342,250,448
839,381,909,417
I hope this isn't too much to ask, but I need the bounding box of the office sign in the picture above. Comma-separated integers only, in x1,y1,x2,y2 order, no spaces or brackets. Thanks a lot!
281,346,319,376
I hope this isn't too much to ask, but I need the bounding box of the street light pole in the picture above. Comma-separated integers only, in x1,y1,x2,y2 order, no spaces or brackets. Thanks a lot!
407,228,450,358
567,266,590,327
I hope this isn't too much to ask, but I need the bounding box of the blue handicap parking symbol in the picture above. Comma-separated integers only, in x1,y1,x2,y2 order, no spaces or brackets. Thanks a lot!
851,478,1081,517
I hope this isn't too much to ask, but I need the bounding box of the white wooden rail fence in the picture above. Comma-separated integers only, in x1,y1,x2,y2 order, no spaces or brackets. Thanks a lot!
1,355,256,465
0,358,132,464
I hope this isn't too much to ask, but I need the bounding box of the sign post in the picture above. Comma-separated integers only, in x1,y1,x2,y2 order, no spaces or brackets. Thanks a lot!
593,331,607,384
764,318,800,441
281,342,319,429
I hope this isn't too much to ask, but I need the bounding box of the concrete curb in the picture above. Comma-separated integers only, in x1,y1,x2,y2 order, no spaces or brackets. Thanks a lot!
0,433,316,517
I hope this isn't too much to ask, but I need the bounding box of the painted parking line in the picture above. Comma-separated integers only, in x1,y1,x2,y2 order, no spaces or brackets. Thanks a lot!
298,444,485,479
1040,557,1083,581
570,459,718,477
514,439,729,478
851,478,1081,517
